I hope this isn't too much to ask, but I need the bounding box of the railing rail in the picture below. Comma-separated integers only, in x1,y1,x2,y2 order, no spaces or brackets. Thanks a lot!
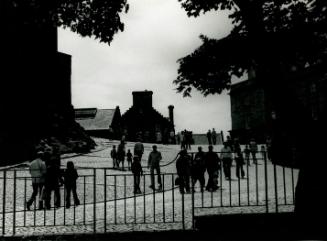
0,150,298,236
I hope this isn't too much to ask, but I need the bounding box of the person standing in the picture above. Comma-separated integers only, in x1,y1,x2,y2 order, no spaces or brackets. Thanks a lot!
234,141,245,179
220,142,233,180
131,155,143,194
244,145,251,166
126,149,133,171
191,146,206,192
249,138,258,164
212,128,217,145
147,145,162,190
64,161,80,208
134,140,144,161
176,149,191,194
117,140,126,170
26,151,46,210
206,130,212,145
110,145,118,169
44,160,62,209
205,145,220,191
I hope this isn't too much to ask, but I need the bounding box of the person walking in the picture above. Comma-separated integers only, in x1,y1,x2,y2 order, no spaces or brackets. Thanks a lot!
26,151,46,210
234,142,245,179
126,149,133,171
244,145,251,166
44,160,62,209
220,142,233,180
147,145,162,191
63,161,80,208
206,130,212,145
205,145,220,191
191,146,206,192
110,145,118,169
134,140,144,161
131,155,143,194
176,149,191,194
212,128,217,145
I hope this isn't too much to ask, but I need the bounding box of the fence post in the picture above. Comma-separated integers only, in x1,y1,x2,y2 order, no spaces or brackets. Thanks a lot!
182,191,185,230
191,175,195,230
93,168,96,233
13,170,16,235
264,150,269,213
273,163,279,213
104,169,107,232
2,170,6,235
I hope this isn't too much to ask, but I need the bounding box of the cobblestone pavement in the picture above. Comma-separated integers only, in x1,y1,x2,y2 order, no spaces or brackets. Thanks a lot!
0,139,298,236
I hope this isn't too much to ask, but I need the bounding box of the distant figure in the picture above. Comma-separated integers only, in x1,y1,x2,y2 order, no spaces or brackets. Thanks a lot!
212,128,217,145
147,145,162,190
126,149,133,171
226,135,234,152
249,138,258,164
176,148,191,194
134,141,144,161
26,151,46,210
117,141,126,170
156,131,162,143
131,155,143,194
181,130,186,150
260,145,266,160
234,141,245,179
205,145,220,191
206,130,212,145
192,146,206,192
64,161,80,208
220,142,233,180
244,145,251,166
266,136,272,161
110,145,118,168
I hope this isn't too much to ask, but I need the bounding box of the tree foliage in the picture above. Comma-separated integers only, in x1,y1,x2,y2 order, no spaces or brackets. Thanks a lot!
7,0,129,44
174,0,327,96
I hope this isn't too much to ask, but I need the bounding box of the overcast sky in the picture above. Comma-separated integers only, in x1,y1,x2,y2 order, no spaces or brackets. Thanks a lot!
58,0,235,135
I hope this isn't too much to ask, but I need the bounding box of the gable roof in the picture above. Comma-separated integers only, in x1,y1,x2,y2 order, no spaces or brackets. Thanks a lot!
75,108,116,131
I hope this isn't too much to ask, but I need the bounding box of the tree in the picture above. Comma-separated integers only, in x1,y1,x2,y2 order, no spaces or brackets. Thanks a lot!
175,0,327,236
2,0,129,44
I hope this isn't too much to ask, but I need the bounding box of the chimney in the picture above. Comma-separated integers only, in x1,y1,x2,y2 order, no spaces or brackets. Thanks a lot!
132,91,153,109
168,105,174,125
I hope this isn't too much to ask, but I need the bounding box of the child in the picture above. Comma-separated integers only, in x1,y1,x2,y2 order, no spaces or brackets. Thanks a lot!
64,161,80,208
110,145,118,169
131,155,143,194
126,149,133,171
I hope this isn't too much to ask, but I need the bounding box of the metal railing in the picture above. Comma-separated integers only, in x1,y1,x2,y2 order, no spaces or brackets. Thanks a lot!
0,151,299,236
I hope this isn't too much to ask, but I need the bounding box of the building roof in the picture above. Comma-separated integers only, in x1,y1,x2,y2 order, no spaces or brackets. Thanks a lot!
75,108,116,131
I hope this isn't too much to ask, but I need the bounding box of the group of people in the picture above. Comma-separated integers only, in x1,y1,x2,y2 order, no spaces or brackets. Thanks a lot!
176,129,194,150
26,142,79,210
175,137,264,194
206,128,218,145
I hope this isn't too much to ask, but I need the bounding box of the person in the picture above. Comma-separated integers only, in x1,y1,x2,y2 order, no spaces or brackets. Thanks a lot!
134,141,144,161
244,145,251,166
249,138,258,164
226,135,234,152
234,142,245,179
176,132,181,145
117,140,126,170
63,161,80,208
205,145,220,191
181,131,186,150
260,145,266,160
131,155,143,194
110,145,118,169
266,136,272,161
176,148,191,194
191,146,206,192
147,145,162,190
126,149,133,171
212,128,217,145
44,160,62,209
206,130,212,145
220,142,233,180
156,131,162,143
49,145,62,207
26,151,46,210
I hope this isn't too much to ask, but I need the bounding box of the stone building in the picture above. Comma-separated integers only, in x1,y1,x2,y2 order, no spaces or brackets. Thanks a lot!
75,107,122,139
121,91,175,143
230,65,327,144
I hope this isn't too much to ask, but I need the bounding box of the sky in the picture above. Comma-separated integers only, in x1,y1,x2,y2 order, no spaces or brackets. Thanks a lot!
58,0,236,135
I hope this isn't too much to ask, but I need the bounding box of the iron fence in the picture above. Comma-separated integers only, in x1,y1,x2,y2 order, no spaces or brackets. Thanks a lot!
0,150,298,236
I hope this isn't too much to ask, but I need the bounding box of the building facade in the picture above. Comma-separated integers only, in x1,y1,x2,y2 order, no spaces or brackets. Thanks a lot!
121,91,175,143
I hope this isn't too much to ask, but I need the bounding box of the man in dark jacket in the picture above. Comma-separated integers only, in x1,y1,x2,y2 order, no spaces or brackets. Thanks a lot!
204,145,221,192
176,149,191,194
191,146,206,192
